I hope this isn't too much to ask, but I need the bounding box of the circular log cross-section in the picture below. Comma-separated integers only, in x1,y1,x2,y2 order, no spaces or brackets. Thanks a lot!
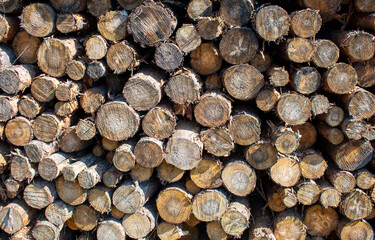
31,75,59,103
338,220,374,240
190,158,223,189
187,0,212,19
290,8,322,38
18,95,42,119
255,5,290,41
219,0,254,26
21,3,56,37
340,189,373,220
345,87,375,120
200,127,234,157
293,67,321,95
142,105,176,140
190,43,222,75
192,189,228,222
270,157,301,187
312,40,339,68
155,43,183,72
176,24,201,53
23,180,56,210
222,160,256,196
304,205,338,237
284,37,314,63
50,0,86,13
73,204,98,231
134,137,164,168
267,66,290,87
277,93,311,125
97,220,126,240
5,116,33,147
56,176,87,206
113,143,135,172
98,10,128,42
324,63,358,94
229,110,261,146
245,141,277,170
33,113,63,143
107,41,136,74
12,31,41,64
0,65,37,95
299,151,327,179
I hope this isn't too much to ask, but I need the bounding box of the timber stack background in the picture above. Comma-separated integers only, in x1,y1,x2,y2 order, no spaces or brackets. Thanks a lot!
0,0,375,239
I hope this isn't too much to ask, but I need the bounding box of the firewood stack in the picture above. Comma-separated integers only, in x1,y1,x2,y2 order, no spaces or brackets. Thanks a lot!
0,0,375,239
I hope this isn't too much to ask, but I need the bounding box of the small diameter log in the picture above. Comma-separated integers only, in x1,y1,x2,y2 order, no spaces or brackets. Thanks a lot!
354,58,375,88
97,219,125,240
337,219,374,240
332,31,375,62
56,176,87,206
23,179,57,209
5,116,33,147
304,205,338,237
154,43,183,71
220,198,250,237
280,188,298,208
267,66,290,87
320,105,344,127
255,5,290,41
192,189,228,222
128,2,177,47
176,24,201,53
88,185,112,213
318,179,341,208
326,167,356,193
290,9,322,38
341,188,373,220
222,160,256,197
158,161,185,183
190,43,222,75
299,150,328,179
31,75,59,103
223,64,264,101
270,157,301,187
245,140,277,170
267,188,287,212
312,40,339,68
113,142,135,172
113,180,158,214
292,67,321,95
39,152,69,181
197,17,223,40
62,154,98,181
157,222,188,240
355,0,375,12
206,221,228,240
274,210,306,240
134,137,164,168
122,204,157,239
111,206,125,220
11,150,37,182
25,140,58,163
5,177,24,198
0,45,15,71
85,35,107,60
78,160,111,189
142,104,176,140
87,0,112,17
130,164,153,182
18,95,42,119
87,60,107,80
55,99,79,117
96,100,140,141
156,185,192,224
250,51,272,73
317,123,344,145
323,63,358,94
256,87,280,112
219,0,254,26
0,15,18,43
59,126,89,153
190,158,222,189
356,169,375,190
32,220,62,240
292,122,317,149
0,201,36,235
103,166,123,188
0,95,18,122
12,31,41,64
55,81,80,102
219,27,258,65
296,180,320,205
75,118,96,141
97,10,128,42
80,85,106,114
37,38,79,77
187,0,212,19
0,64,38,95
45,200,74,226
284,38,314,63
229,109,260,146
56,13,90,33
107,41,137,74
21,3,56,37
0,0,21,13
165,120,203,170
271,126,300,154
343,87,375,120
277,93,311,126
73,204,98,231
200,127,234,157
327,140,373,171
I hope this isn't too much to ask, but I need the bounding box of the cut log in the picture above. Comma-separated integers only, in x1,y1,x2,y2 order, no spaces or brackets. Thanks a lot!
134,136,164,168
267,66,289,87
248,199,275,240
200,127,234,157
274,210,306,240
326,167,356,193
256,87,280,112
106,41,137,74
267,188,287,212
175,24,201,53
78,160,111,189
271,125,300,154
97,219,125,240
220,198,250,237
38,152,69,181
323,63,358,94
165,120,203,170
299,150,328,179
342,87,375,120
59,126,89,152
356,169,375,190
111,206,125,220
155,43,183,71
112,180,158,214
55,81,80,102
5,116,33,147
292,67,321,95
4,177,24,198
0,0,21,13
303,205,338,237
317,123,344,145
23,179,56,209
312,39,339,68
88,185,112,213
190,158,222,189
290,9,322,38
320,105,344,127
18,95,42,119
222,160,256,197
130,164,153,182
87,0,112,17
37,38,79,77
318,179,341,208
21,3,56,37
122,204,157,239
284,38,314,63
190,43,222,75
0,15,18,43
113,142,135,172
56,176,87,206
277,93,311,126
24,140,58,163
270,157,301,187
280,187,298,208
206,221,228,240
354,58,375,88
292,122,317,149
192,188,228,222
0,94,18,122
245,140,277,170
228,109,260,146
86,60,107,80
296,180,320,205
219,0,254,26
12,31,41,64
56,13,90,33
45,200,74,226
157,222,187,240
55,99,79,117
157,160,185,183
187,0,212,19
156,185,192,224
50,0,86,13
75,118,96,141
103,166,123,188
62,154,98,181
96,100,140,141
0,64,38,95
255,5,290,41
142,104,176,140
11,150,37,182
197,17,223,40
80,85,106,114
0,201,36,234
73,204,98,231
250,51,272,73
128,1,177,47
337,219,374,240
85,35,107,60
341,118,367,141
298,0,340,22
31,75,59,103
341,188,373,220
97,10,128,42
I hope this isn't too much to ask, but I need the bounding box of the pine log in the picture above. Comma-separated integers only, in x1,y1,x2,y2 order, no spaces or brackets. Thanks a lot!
5,177,24,199
5,116,33,147
0,15,18,43
341,188,373,220
73,204,98,231
21,3,56,37
23,179,56,209
122,204,157,239
206,221,228,240
78,160,111,189
112,180,158,214
318,179,341,208
323,63,358,94
0,201,36,235
337,219,374,240
245,140,277,170
56,176,87,206
192,188,228,222
317,122,344,145
24,140,58,163
154,43,183,71
200,127,234,157
290,9,322,38
0,94,18,122
256,87,280,112
18,95,42,119
354,58,375,88
103,166,123,188
271,125,300,154
56,13,90,33
55,81,80,102
165,120,203,170
45,200,74,226
292,122,317,149
270,157,301,187
342,87,375,119
296,180,320,205
304,205,338,237
222,160,256,197
320,105,344,127
97,10,128,42
280,187,298,208
219,0,254,27
190,158,222,189
75,118,96,141
326,167,356,193
112,142,135,172
312,39,340,68
267,66,290,87
355,168,375,190
50,0,86,13
0,0,22,13
12,31,41,64
110,206,125,220
255,5,290,41
292,67,321,94
10,150,37,182
107,41,137,74
248,199,275,240
59,126,89,152
0,64,38,95
157,160,185,183
142,103,176,140
39,152,69,181
87,0,112,17
175,24,201,53
134,136,164,168
284,38,314,63
85,35,107,60
130,164,153,182
277,93,311,125
298,0,340,22
86,60,107,80
97,219,125,240
187,0,212,19
190,43,222,75
55,99,79,117
80,85,106,113
128,1,177,47
299,150,328,179
96,100,140,141
37,38,79,77
123,69,163,111
220,198,250,237
250,51,272,73
157,222,188,240
32,220,62,240
274,210,306,240
62,154,98,181
88,185,112,213
197,17,223,40
267,187,287,212
31,75,59,103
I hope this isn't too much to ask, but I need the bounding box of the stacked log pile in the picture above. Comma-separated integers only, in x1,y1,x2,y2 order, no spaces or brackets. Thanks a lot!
0,0,375,239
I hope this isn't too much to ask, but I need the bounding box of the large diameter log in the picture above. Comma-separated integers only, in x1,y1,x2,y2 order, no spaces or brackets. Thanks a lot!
73,204,98,231
190,43,222,75
45,200,74,226
223,64,264,101
97,219,125,240
56,177,87,206
340,188,373,220
326,167,356,193
98,10,128,42
10,150,37,182
222,160,256,197
122,204,157,239
96,100,140,141
5,117,33,147
277,93,311,125
32,220,62,240
312,39,340,68
299,150,327,179
337,219,374,240
304,205,338,237
107,41,137,74
165,120,203,170
219,0,254,26
0,95,18,122
21,3,56,37
201,127,234,157
323,63,358,94
220,199,250,237
62,154,98,181
274,210,306,240
255,5,290,41
157,160,184,184
176,24,201,53
290,9,322,38
78,160,111,189
245,140,277,170
113,180,158,214
128,2,177,47
192,189,228,222
0,64,38,95
270,157,301,187
343,87,375,119
24,179,57,209
12,31,41,64
0,201,36,234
